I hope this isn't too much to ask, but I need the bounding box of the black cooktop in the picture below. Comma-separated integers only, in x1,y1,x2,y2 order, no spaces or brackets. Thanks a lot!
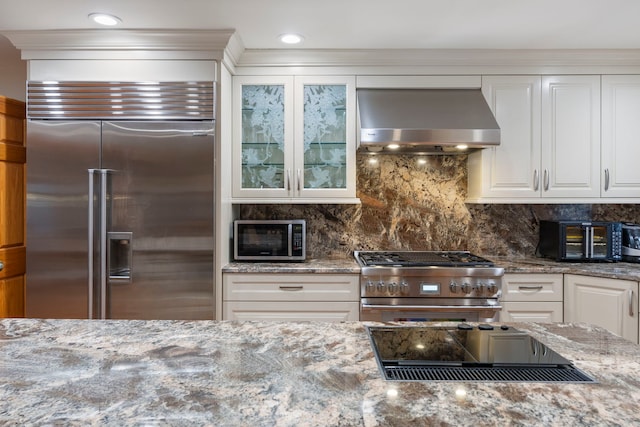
356,251,495,267
366,324,597,383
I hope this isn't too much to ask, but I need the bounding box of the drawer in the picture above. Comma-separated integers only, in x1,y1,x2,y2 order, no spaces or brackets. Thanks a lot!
223,301,360,321
501,273,563,302
223,273,360,302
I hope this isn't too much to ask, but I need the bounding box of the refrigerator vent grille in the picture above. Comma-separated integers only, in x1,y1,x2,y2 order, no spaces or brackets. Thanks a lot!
27,81,215,120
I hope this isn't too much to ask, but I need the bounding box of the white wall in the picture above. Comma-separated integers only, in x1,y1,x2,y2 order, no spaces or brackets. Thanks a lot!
0,36,27,101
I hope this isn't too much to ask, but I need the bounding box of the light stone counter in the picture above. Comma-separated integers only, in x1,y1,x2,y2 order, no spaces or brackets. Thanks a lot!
492,256,640,282
222,257,361,274
222,255,640,281
1,319,640,426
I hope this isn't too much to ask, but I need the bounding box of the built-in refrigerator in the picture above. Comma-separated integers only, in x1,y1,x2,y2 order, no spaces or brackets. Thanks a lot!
26,81,215,319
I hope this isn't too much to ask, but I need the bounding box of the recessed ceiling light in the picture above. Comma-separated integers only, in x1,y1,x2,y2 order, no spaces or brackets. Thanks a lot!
279,33,304,45
89,13,122,26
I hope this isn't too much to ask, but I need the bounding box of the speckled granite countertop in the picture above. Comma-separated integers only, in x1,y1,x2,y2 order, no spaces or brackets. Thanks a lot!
2,319,640,426
223,257,361,274
222,255,640,282
492,256,640,281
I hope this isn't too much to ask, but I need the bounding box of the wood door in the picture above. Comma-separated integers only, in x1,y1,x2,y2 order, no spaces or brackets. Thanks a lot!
0,96,26,318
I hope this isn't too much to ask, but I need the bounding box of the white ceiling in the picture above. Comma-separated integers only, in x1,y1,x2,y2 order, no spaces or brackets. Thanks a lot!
1,0,639,53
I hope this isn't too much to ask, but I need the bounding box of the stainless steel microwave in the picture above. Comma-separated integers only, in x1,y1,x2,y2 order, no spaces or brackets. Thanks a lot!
537,220,622,262
233,219,306,261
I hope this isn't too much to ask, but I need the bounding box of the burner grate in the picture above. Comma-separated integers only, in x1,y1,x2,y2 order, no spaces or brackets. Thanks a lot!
383,365,597,383
357,251,495,267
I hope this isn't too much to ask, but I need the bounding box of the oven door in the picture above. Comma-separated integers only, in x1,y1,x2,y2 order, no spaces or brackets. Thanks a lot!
360,298,502,322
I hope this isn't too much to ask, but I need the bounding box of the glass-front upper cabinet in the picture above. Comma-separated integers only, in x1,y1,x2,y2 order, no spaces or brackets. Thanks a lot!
232,75,357,202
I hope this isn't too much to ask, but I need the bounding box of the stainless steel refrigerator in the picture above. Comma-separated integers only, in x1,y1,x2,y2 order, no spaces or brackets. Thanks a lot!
26,81,215,320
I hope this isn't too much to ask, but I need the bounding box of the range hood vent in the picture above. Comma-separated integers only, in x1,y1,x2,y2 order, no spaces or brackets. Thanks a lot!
357,88,500,154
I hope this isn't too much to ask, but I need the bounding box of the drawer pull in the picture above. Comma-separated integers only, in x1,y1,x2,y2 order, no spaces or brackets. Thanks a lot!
629,289,635,317
279,286,304,291
518,285,544,291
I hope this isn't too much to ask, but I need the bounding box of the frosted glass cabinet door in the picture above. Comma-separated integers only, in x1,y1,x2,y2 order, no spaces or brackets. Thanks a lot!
232,76,294,198
295,76,356,199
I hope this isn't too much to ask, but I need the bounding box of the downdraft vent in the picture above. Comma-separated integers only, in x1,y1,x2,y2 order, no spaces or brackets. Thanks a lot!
384,366,597,383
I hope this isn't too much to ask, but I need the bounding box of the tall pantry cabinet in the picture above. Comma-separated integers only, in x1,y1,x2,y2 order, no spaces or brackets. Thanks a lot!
0,96,26,318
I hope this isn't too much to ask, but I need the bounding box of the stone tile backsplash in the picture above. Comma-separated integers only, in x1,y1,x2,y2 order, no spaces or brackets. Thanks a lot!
238,154,640,259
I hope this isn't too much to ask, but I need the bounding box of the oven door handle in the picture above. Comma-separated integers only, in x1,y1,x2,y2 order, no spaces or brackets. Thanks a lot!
361,304,502,312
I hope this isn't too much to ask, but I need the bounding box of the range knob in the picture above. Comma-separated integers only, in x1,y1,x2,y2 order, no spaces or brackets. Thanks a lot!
365,280,375,293
377,280,386,292
449,281,460,293
388,281,398,294
400,280,410,294
461,282,472,294
486,282,498,294
477,282,486,294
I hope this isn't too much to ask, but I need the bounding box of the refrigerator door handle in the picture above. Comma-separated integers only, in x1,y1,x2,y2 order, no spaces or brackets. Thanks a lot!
88,168,112,319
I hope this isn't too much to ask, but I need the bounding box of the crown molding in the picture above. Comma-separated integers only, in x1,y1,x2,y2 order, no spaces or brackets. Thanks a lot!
2,29,237,60
236,48,640,69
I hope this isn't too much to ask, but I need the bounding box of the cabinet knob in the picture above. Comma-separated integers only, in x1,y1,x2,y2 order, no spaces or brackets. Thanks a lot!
0,260,3,271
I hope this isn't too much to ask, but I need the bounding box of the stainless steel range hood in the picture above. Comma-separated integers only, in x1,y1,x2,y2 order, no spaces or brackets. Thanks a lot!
357,88,500,154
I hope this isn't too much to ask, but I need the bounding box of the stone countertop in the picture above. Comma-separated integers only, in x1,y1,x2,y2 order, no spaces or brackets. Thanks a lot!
2,319,640,426
223,257,361,274
492,256,640,281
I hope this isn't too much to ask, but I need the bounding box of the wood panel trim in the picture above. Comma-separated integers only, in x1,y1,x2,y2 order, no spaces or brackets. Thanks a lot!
0,143,26,163
0,96,26,118
0,246,26,278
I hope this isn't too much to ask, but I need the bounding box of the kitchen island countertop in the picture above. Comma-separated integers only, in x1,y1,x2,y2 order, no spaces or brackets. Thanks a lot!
1,319,639,426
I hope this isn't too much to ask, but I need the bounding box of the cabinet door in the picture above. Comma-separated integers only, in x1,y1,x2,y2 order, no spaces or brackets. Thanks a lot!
541,76,601,198
232,76,294,199
224,301,360,321
468,76,541,201
294,76,356,200
0,97,25,318
601,75,640,198
564,274,638,344
500,302,563,323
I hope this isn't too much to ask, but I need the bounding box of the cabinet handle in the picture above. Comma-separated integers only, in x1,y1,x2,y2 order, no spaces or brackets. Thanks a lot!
629,289,635,317
297,168,302,192
286,169,292,191
279,286,304,291
0,260,3,272
533,169,539,191
518,285,544,291
604,169,610,192
543,169,549,191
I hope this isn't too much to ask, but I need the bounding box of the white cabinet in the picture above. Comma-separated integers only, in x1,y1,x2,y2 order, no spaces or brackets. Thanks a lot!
469,75,601,202
468,76,541,200
601,75,640,198
500,273,563,323
232,75,358,203
222,273,360,321
564,274,638,344
541,75,601,198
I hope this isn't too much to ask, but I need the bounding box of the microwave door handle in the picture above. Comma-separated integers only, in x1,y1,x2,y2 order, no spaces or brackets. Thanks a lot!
288,224,293,256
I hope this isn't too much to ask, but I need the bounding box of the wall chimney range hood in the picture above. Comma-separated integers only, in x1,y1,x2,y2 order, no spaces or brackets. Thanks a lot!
357,88,500,154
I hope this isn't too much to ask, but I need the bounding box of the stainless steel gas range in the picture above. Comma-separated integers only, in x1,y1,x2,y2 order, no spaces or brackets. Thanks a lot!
354,251,504,322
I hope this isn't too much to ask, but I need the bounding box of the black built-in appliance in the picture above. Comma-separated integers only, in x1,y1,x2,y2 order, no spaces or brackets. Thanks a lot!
354,251,504,322
537,220,622,262
622,223,640,263
234,219,306,261
367,324,596,383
